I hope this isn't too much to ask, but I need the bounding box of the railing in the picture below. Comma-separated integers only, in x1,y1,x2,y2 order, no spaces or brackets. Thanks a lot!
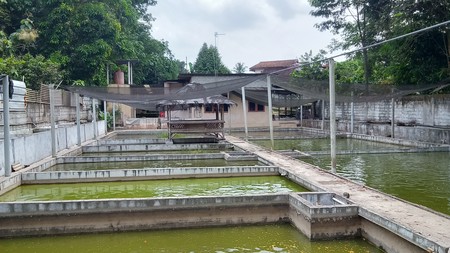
168,119,225,139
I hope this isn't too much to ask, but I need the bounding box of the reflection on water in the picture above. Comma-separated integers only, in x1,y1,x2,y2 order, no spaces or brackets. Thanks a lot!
301,152,450,215
0,224,384,253
252,138,404,151
0,176,308,202
46,159,261,171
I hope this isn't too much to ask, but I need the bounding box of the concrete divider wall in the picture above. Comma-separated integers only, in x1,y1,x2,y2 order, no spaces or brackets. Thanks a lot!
0,121,106,177
0,192,444,253
82,143,234,153
21,166,280,183
0,194,290,237
58,153,225,164
359,207,448,253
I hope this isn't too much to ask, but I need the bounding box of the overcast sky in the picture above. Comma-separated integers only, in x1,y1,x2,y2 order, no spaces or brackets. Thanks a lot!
149,0,337,71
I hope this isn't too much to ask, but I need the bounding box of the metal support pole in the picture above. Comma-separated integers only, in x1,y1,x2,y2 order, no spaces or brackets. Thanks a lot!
431,96,435,126
49,84,57,157
321,100,325,130
300,105,303,127
391,97,395,138
76,94,81,145
241,87,248,140
2,75,11,176
329,59,337,173
92,98,97,139
130,63,133,84
112,103,116,131
127,61,131,84
227,92,231,134
350,91,354,134
103,100,107,133
167,108,171,140
106,64,110,85
267,75,274,148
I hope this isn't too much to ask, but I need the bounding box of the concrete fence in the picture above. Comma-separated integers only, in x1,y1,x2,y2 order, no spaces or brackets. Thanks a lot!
0,120,106,177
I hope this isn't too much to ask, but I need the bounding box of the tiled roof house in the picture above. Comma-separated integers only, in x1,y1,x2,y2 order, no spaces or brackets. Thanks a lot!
249,59,298,73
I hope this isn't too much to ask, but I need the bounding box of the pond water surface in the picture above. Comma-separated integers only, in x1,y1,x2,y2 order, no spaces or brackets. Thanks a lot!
46,159,262,171
0,176,307,202
0,224,384,253
301,152,450,215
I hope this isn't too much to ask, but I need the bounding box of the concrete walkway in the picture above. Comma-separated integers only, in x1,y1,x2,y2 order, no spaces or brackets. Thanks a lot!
226,135,450,252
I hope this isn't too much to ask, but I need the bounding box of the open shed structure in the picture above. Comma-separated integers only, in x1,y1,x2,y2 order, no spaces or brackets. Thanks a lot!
157,95,236,141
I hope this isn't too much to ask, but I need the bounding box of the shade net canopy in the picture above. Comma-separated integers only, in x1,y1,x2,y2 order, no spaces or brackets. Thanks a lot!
64,68,449,111
269,67,450,103
65,75,265,110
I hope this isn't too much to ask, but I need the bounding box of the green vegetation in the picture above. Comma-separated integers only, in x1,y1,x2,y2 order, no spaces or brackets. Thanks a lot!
192,42,230,75
306,0,450,86
0,0,178,88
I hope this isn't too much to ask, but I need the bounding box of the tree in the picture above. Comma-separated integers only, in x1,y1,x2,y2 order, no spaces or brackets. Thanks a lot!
293,50,328,81
233,62,247,73
309,0,377,86
193,43,230,74
1,0,178,87
308,0,450,85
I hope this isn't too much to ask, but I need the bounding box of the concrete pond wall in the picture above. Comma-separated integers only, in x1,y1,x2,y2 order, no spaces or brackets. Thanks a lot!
0,193,429,253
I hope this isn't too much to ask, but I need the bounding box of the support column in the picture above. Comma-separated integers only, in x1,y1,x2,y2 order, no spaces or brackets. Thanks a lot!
241,87,248,140
130,62,133,84
329,59,337,173
112,103,116,131
391,97,395,138
103,100,107,133
227,92,232,133
431,96,435,126
92,98,97,139
106,64,110,85
300,105,303,127
76,94,81,145
350,91,354,134
321,100,325,130
50,84,57,157
2,75,11,176
267,75,274,148
127,61,131,84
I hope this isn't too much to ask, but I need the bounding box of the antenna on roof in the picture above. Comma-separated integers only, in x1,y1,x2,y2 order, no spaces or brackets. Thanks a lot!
214,32,225,76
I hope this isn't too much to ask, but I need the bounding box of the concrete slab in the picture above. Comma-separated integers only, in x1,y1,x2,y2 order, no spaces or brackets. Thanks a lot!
225,135,450,253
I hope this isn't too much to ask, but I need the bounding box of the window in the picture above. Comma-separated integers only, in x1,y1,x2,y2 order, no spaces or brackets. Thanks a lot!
205,104,229,113
248,101,264,112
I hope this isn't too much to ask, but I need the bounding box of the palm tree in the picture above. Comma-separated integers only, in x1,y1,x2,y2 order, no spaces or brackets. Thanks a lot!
233,62,247,73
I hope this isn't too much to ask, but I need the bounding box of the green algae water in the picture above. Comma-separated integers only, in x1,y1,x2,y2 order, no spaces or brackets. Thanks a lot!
0,176,307,202
81,149,226,156
301,152,450,215
46,159,261,171
252,138,404,151
0,224,383,253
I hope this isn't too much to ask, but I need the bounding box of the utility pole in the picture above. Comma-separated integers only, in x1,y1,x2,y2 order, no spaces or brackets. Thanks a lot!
214,32,225,76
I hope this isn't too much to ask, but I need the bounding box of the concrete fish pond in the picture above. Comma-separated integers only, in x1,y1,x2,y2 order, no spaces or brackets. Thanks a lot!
0,193,361,240
0,224,384,253
0,175,307,201
0,130,449,253
300,151,450,216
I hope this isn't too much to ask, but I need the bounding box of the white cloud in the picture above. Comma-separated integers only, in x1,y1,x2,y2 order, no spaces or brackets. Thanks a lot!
149,0,336,69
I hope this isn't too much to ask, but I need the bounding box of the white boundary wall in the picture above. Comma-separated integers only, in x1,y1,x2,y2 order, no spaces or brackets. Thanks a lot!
0,120,106,177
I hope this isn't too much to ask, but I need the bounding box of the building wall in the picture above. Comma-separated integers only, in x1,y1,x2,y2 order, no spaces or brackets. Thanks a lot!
226,92,270,128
